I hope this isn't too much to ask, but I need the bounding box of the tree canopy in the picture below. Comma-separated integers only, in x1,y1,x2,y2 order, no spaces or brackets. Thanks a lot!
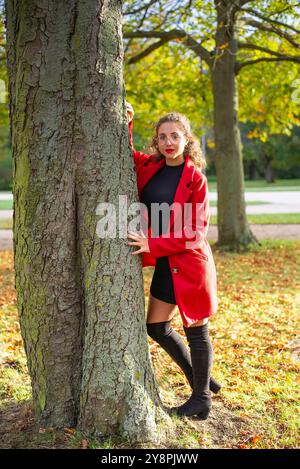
124,0,300,140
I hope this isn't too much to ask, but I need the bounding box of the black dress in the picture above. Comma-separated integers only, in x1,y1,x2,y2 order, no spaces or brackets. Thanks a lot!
140,161,185,304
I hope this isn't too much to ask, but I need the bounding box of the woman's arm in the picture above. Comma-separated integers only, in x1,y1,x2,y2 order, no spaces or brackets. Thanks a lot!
147,175,210,257
126,102,151,169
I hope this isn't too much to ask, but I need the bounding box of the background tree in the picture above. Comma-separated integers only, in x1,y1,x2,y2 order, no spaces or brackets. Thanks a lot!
242,122,300,181
123,0,300,249
124,41,300,183
5,0,170,442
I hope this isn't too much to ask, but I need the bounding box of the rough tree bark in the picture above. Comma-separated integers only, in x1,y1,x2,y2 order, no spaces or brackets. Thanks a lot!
5,0,170,442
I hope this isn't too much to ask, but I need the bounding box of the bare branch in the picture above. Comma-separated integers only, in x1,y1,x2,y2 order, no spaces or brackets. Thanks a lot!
123,29,213,65
236,40,300,72
183,34,213,65
241,6,300,34
123,0,160,16
241,17,300,48
236,55,300,72
123,0,193,34
151,0,191,32
238,41,299,58
127,38,169,64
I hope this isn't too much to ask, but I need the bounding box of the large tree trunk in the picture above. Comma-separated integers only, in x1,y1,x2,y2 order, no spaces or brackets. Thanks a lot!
264,155,275,183
212,1,257,249
6,0,169,442
248,160,258,181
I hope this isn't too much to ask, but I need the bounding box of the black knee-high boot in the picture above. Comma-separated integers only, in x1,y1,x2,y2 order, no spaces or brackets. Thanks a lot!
146,321,221,394
170,323,212,419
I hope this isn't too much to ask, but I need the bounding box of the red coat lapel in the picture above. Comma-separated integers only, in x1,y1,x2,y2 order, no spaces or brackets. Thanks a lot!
138,155,195,202
137,157,165,196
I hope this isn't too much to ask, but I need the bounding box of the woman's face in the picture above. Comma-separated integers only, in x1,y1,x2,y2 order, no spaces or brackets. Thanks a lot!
157,122,187,164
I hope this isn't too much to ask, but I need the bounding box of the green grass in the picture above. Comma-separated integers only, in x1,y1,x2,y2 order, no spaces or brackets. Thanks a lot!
207,178,300,191
1,213,300,232
0,200,12,210
208,240,300,448
210,213,300,225
1,178,300,210
1,198,274,210
0,241,299,448
147,240,300,449
210,200,271,207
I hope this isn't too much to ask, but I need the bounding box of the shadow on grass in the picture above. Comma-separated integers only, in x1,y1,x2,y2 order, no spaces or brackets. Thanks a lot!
0,396,260,449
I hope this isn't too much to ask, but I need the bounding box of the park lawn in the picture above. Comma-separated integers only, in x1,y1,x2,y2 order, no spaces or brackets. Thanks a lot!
0,200,12,210
0,241,299,449
1,213,300,231
209,200,271,207
0,199,273,211
210,213,300,225
0,199,273,210
1,178,300,210
207,178,300,192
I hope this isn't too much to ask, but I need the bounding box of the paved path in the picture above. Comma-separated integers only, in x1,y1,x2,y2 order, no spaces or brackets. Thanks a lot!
0,192,12,200
1,225,299,251
209,191,300,214
208,224,300,241
0,230,13,251
1,190,299,250
0,210,13,219
1,191,300,217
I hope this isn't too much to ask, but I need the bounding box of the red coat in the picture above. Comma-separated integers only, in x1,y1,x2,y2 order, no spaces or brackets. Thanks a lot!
129,121,218,327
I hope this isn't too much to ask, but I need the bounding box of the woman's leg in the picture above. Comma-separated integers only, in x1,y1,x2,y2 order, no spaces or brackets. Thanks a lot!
146,294,194,386
171,320,213,419
146,294,221,394
189,318,209,327
146,293,177,324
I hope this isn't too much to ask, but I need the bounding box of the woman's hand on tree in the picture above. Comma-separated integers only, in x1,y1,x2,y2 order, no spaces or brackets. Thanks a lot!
126,101,134,123
127,230,150,255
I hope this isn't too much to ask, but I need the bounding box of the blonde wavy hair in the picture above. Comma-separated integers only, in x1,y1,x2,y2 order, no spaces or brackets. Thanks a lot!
146,112,206,170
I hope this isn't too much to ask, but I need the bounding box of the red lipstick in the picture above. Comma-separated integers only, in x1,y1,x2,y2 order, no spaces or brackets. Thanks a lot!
165,149,174,154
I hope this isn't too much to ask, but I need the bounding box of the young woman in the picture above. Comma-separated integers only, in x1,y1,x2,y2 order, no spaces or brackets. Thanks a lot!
126,102,220,419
